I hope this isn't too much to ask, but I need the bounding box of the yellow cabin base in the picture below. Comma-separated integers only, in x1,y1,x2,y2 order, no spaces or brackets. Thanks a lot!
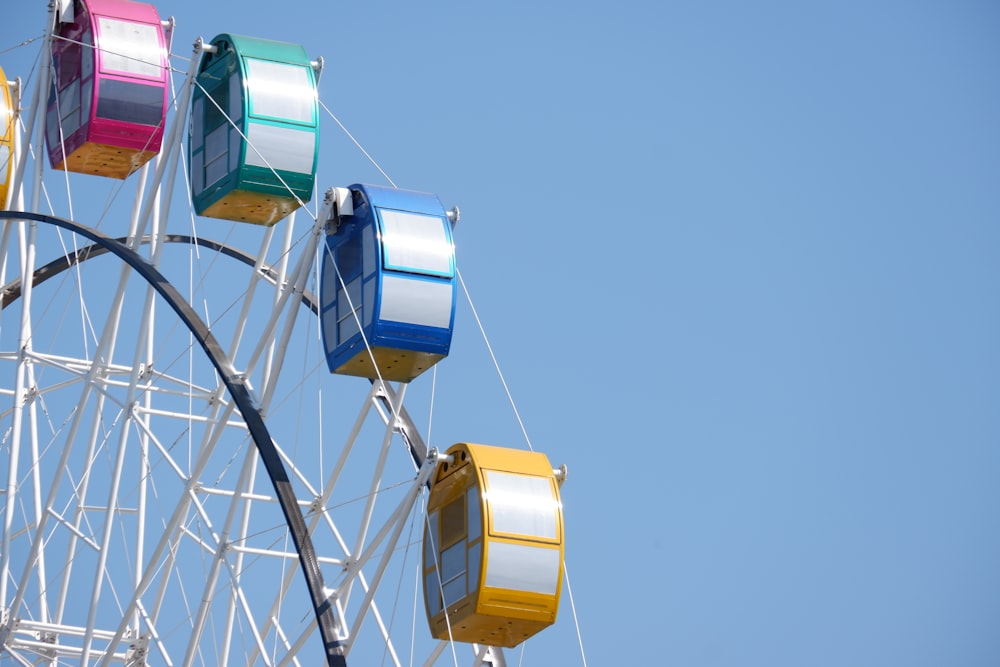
200,189,302,226
334,346,444,383
54,141,157,180
429,593,557,648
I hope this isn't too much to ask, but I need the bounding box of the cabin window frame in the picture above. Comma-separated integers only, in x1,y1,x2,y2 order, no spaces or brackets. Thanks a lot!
242,57,317,126
482,470,561,543
426,481,486,614
332,226,364,346
94,78,163,126
237,57,316,178
376,209,455,279
94,16,163,80
57,39,83,90
89,17,165,128
200,70,232,189
0,145,9,187
51,40,83,140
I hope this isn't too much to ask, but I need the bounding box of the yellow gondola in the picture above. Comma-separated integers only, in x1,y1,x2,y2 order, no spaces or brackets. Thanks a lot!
423,443,565,648
0,67,14,208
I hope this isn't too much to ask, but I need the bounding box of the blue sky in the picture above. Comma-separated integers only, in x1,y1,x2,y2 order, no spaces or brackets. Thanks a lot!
3,1,1000,665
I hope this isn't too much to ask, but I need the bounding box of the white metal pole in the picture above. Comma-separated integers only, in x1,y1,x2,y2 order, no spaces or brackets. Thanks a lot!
345,457,437,648
0,0,54,606
181,445,263,667
341,383,406,609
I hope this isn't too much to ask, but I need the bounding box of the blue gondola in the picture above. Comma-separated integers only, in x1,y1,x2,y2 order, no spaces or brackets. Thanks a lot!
320,184,456,382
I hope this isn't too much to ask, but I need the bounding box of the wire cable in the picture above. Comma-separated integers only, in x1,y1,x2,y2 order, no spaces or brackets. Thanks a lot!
318,100,396,188
562,562,589,667
456,269,534,452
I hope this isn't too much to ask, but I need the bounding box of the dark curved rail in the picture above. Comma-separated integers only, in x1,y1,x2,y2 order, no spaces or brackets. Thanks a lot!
0,228,428,469
0,211,347,666
1,233,319,313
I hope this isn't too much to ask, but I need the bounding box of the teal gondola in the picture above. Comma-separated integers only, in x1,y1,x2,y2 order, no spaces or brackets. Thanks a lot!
189,34,319,225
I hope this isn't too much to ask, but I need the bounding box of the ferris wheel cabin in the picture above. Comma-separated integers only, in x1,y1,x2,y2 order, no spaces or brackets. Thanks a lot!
423,443,565,648
1,68,14,208
45,0,169,179
189,34,319,226
320,183,456,382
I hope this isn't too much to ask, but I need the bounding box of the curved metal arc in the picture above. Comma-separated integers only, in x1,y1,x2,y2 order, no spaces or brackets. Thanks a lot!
0,211,347,666
0,226,429,469
0,233,318,312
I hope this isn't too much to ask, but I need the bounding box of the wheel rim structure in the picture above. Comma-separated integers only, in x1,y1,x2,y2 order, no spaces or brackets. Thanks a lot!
0,13,515,667
0,209,459,666
0,211,347,666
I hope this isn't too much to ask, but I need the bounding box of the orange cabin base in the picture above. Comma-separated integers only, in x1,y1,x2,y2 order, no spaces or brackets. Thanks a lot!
199,189,303,226
333,346,445,383
428,586,558,648
53,140,157,180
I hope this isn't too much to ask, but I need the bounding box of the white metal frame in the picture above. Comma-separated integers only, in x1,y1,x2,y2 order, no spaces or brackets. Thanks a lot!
0,7,515,666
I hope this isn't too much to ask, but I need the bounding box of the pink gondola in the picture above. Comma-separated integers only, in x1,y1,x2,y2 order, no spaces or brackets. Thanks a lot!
45,0,169,179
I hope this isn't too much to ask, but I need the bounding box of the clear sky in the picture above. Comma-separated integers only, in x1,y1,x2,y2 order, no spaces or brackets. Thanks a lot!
3,1,1000,665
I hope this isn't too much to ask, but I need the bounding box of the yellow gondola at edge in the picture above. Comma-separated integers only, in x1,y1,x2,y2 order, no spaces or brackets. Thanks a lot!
423,443,565,648
0,67,14,208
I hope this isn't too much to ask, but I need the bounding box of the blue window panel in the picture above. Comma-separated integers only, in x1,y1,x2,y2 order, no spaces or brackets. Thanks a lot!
467,541,481,595
362,225,375,277
442,574,466,608
191,98,203,150
46,105,59,152
379,209,454,277
60,79,81,134
379,275,452,329
229,126,240,172
323,309,337,357
425,511,439,564
81,79,91,123
363,278,375,328
0,146,9,186
467,487,481,542
335,233,363,279
95,79,161,125
190,151,203,195
336,277,362,346
229,71,242,123
81,32,93,79
441,540,466,583
204,124,228,186
320,249,338,309
425,570,441,616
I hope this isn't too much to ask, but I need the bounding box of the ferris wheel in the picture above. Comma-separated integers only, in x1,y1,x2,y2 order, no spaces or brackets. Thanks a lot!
0,1,581,665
